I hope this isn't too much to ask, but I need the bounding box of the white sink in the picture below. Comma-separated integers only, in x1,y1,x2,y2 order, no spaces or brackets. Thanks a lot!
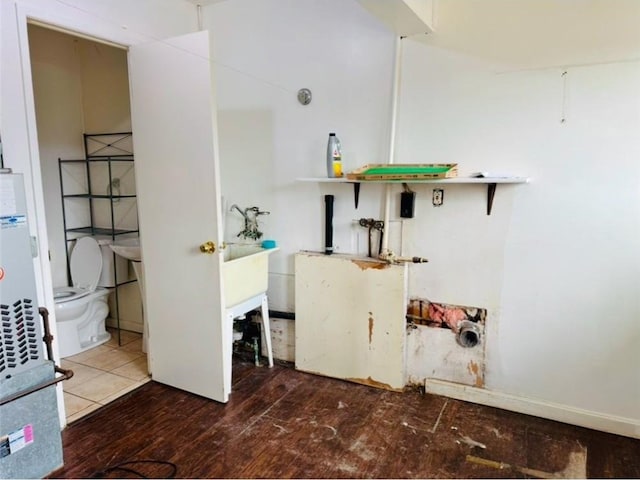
223,244,279,307
223,243,264,262
109,237,141,262
109,237,146,353
108,239,278,349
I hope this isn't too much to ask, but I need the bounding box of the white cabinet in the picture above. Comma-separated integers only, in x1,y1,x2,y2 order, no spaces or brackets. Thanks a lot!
295,252,408,391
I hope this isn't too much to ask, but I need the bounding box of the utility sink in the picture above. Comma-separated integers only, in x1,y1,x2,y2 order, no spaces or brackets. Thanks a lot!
109,237,141,262
223,244,279,308
108,238,278,311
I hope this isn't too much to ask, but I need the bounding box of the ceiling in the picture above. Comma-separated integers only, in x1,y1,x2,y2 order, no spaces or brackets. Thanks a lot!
414,0,640,69
185,0,640,70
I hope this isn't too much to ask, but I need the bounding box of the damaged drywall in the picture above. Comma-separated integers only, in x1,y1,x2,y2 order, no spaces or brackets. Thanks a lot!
407,299,485,333
406,298,487,388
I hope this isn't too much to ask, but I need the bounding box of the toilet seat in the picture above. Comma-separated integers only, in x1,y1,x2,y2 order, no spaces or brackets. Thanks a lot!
54,237,103,304
54,287,91,303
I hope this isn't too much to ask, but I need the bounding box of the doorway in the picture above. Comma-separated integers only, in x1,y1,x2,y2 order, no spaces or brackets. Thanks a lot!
27,23,149,423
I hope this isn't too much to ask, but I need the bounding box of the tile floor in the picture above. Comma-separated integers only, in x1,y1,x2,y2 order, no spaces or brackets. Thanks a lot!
61,328,150,424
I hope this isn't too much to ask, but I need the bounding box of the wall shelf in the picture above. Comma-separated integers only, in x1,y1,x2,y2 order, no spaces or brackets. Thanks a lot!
59,132,138,346
59,156,134,163
65,226,139,236
297,176,529,215
63,193,137,199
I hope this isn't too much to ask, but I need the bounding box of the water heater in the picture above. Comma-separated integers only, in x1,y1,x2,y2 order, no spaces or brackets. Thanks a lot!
0,171,64,478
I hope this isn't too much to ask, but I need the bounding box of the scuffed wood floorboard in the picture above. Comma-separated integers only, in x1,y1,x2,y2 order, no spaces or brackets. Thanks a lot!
52,360,640,479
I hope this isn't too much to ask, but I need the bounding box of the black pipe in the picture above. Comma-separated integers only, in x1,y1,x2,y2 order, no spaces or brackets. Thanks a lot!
268,310,295,320
324,194,334,255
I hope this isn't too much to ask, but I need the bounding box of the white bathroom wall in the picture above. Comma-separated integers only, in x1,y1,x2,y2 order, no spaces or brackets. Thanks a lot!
75,40,137,235
78,39,132,134
29,26,134,277
28,25,142,330
29,25,134,285
28,24,86,287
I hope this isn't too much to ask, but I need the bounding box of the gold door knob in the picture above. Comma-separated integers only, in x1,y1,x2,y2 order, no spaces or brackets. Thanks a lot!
199,241,216,254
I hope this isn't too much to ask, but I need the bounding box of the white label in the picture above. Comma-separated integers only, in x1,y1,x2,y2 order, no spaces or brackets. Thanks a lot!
0,424,34,458
0,215,26,229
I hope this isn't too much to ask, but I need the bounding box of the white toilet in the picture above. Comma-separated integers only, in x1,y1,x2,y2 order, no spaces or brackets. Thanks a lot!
54,236,111,358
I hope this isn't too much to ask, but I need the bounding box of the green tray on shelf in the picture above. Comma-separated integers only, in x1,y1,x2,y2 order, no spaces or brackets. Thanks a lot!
346,163,458,181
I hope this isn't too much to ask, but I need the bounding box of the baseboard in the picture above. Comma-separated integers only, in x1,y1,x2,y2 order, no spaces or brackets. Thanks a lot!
424,378,640,440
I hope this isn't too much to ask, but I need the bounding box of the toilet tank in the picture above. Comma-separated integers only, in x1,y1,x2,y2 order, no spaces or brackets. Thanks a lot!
94,237,129,287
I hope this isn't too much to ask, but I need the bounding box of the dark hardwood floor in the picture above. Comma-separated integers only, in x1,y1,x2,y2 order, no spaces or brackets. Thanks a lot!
53,359,640,478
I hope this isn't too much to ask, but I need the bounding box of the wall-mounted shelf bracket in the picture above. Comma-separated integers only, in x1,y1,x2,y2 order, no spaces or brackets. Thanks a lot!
297,176,529,216
487,183,497,215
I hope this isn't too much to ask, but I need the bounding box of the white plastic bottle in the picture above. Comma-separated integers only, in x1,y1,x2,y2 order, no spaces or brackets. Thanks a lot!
326,133,343,178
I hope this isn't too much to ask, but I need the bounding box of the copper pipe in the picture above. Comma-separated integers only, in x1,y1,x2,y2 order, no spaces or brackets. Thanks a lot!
0,308,74,406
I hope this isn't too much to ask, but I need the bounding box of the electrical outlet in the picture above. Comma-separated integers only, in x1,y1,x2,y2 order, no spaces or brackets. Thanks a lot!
432,189,444,207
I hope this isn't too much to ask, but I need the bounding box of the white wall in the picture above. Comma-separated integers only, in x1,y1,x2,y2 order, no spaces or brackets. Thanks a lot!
397,4,640,426
398,39,640,424
205,0,640,434
495,61,640,418
79,38,132,134
205,0,397,311
28,24,86,287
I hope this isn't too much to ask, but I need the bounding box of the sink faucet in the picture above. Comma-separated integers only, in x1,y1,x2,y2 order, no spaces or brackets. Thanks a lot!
230,204,270,240
230,204,246,220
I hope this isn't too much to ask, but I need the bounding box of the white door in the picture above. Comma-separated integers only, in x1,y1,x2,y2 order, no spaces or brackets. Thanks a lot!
128,31,230,402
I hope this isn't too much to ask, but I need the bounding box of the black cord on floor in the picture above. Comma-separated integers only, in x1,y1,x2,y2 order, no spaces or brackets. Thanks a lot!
91,459,177,478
